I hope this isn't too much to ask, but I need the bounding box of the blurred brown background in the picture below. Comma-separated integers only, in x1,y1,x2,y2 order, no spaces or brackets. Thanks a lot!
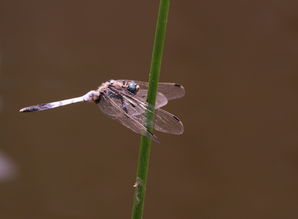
1,0,298,218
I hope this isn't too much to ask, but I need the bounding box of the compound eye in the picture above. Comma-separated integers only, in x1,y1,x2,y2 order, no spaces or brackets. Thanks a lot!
127,81,139,94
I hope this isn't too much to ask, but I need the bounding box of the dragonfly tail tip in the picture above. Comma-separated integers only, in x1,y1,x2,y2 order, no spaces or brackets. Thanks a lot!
19,107,36,113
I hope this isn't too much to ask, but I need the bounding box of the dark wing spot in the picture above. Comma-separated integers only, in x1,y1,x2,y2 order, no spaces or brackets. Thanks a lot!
174,83,181,87
146,130,160,143
129,102,136,108
147,129,154,136
173,115,180,121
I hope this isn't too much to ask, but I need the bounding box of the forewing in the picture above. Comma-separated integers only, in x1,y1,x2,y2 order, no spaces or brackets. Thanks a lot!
116,80,185,101
134,80,185,101
97,93,123,117
134,108,184,135
116,87,168,110
98,90,159,142
116,90,184,135
105,87,148,116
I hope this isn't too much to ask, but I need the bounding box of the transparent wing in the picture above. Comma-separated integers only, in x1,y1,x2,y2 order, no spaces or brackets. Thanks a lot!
116,80,185,101
133,108,184,135
134,89,168,109
114,88,184,135
102,87,148,116
153,108,184,134
112,87,165,116
98,89,159,142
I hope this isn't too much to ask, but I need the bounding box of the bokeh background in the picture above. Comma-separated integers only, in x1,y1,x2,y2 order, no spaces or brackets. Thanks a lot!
1,0,298,218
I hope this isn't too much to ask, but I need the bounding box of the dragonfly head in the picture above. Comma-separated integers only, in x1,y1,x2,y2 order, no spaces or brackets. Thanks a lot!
127,81,140,94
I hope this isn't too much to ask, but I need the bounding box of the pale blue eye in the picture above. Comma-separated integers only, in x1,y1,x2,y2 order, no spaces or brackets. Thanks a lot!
127,81,138,94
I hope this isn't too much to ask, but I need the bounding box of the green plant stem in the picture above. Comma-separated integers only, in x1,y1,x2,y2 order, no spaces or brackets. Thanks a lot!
131,1,170,219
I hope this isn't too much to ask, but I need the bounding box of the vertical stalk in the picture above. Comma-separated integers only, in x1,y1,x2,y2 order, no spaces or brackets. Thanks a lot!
131,1,170,219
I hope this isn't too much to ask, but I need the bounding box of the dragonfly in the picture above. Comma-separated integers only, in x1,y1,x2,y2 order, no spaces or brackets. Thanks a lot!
19,79,185,142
